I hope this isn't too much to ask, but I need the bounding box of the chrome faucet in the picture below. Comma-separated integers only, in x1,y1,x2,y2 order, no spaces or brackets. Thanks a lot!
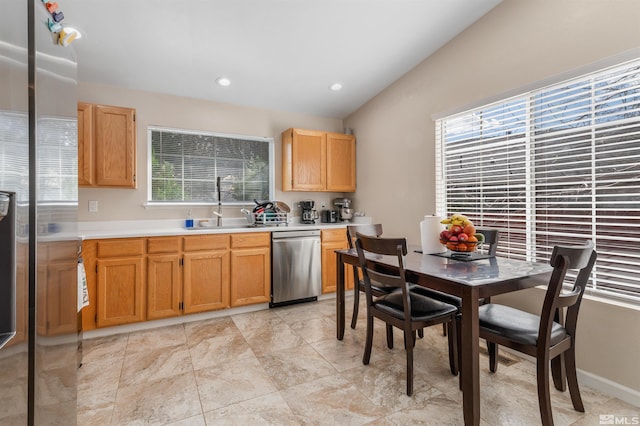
215,176,222,227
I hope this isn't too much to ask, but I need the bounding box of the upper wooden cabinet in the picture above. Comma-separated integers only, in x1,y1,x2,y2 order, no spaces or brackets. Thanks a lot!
282,128,356,192
78,102,137,188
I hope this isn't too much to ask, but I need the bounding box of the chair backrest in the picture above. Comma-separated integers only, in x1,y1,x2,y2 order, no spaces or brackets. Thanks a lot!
355,234,409,303
346,224,383,249
539,241,597,347
476,229,500,256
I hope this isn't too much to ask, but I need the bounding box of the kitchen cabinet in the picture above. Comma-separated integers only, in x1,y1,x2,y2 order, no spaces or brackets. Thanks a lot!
281,128,356,192
182,235,230,313
78,102,137,188
230,232,271,307
36,241,80,336
95,239,145,328
320,229,354,294
147,237,182,320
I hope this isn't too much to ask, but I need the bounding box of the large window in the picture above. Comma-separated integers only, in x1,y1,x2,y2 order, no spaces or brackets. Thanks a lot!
149,127,273,204
436,58,640,303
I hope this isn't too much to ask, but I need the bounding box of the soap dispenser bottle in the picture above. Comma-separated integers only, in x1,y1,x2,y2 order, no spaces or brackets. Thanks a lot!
185,209,194,229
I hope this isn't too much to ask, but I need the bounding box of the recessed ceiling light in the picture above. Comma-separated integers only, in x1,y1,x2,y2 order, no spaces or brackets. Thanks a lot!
216,77,231,87
329,83,343,91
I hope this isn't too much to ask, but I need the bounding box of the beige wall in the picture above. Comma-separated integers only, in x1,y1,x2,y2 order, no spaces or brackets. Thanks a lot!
78,83,346,221
344,0,640,399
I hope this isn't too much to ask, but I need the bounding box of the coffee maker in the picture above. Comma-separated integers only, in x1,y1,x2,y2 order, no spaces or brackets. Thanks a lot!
333,198,353,222
300,199,319,224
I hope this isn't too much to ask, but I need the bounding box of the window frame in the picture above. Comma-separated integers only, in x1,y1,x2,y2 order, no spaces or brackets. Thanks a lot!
436,58,640,305
146,126,275,206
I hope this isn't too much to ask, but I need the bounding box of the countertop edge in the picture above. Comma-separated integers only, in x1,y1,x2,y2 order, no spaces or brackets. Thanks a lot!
78,221,368,240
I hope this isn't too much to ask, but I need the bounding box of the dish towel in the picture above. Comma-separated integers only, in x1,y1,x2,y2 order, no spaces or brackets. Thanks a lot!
78,260,89,312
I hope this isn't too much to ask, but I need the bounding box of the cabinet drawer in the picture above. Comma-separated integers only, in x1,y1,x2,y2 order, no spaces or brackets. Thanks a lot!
147,236,180,254
321,228,347,243
231,232,270,249
47,240,80,262
183,234,229,252
96,238,145,257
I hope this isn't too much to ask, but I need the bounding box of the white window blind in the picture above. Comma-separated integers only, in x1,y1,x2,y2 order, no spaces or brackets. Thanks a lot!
436,58,640,303
149,127,273,204
0,112,76,203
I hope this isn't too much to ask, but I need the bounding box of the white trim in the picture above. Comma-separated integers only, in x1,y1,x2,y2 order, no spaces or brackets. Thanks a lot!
578,369,640,408
498,346,640,408
146,125,275,204
82,303,270,339
432,47,640,121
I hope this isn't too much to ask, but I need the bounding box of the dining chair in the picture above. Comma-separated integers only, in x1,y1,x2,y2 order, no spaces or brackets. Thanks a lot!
346,224,387,329
355,233,459,396
478,241,596,426
413,228,501,375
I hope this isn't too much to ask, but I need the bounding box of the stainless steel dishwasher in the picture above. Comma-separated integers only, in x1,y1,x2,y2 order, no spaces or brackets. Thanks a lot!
271,229,322,307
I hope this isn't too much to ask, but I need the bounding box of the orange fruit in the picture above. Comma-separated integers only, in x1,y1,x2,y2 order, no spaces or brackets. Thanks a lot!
463,224,476,236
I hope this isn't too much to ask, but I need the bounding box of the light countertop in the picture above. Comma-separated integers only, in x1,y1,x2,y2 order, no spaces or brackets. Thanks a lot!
78,217,372,240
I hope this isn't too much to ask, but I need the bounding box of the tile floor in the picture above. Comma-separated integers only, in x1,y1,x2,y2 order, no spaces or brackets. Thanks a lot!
78,297,638,425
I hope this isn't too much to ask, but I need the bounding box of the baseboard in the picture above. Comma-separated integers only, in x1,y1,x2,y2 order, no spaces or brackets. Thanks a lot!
577,369,640,408
82,303,269,339
498,346,640,408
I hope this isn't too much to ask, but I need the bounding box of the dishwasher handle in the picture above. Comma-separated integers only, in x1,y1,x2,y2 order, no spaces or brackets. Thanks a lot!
272,230,321,239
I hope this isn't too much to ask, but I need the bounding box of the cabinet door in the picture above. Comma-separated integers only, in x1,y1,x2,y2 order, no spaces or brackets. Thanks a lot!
326,132,356,192
183,250,230,313
43,261,79,336
97,256,145,327
94,105,136,188
77,102,94,186
321,229,353,293
230,247,270,307
321,240,345,294
147,254,182,320
282,128,326,191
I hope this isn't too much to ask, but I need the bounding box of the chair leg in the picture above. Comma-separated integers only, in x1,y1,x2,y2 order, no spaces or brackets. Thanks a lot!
551,354,567,392
363,312,374,365
442,322,447,336
418,328,424,339
565,348,585,412
447,321,458,376
404,331,414,396
536,355,554,426
488,341,498,373
386,324,394,349
350,284,360,329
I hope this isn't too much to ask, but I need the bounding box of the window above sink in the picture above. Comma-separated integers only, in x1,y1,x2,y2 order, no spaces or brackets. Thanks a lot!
148,126,274,205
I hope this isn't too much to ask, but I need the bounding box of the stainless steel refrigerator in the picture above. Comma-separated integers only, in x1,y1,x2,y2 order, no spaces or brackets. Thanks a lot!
1,1,79,424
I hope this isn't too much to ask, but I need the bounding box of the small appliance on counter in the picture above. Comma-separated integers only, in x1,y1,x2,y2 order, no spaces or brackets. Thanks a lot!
333,197,354,222
300,199,319,224
321,209,338,223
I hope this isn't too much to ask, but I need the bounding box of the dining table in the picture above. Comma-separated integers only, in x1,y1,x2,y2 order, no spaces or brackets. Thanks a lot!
335,247,553,426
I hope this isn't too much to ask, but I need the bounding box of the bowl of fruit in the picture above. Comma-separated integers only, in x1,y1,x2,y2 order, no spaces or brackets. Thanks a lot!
439,214,485,253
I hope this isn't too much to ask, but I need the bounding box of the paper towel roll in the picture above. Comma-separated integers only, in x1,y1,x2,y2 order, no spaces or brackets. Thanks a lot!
420,215,445,254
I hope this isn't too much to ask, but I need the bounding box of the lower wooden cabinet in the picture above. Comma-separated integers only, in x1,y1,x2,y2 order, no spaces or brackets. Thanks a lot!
230,233,270,307
36,240,82,336
97,256,145,328
321,229,354,294
147,254,182,320
82,232,270,330
183,250,230,313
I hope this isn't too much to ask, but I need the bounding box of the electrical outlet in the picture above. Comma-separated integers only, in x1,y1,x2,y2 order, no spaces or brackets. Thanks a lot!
88,200,98,213
321,201,326,208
